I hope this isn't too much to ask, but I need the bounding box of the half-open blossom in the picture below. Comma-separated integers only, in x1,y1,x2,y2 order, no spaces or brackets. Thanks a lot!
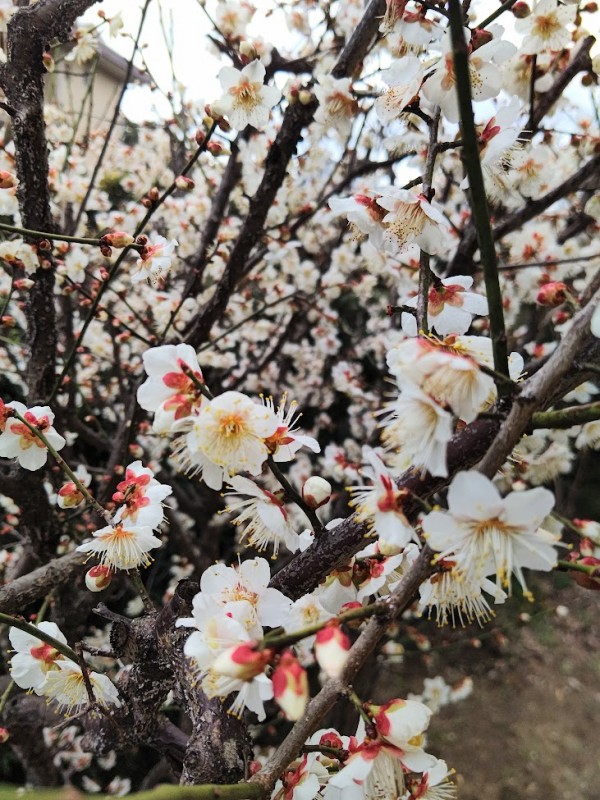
263,395,320,462
302,476,332,509
57,464,91,509
132,234,178,284
400,276,489,337
0,403,66,471
377,189,451,256
421,471,558,595
182,391,279,490
183,613,274,719
214,59,280,130
77,523,162,571
272,650,309,720
9,622,67,690
40,661,121,714
314,76,358,137
405,758,457,799
348,447,415,551
112,460,172,529
375,56,424,123
368,698,433,758
314,624,350,678
137,343,205,433
329,194,387,250
85,565,113,592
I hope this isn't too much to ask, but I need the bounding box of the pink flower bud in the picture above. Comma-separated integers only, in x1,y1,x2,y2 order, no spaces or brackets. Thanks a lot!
207,141,228,156
57,481,84,509
212,643,273,681
0,727,9,743
272,650,308,720
102,231,135,248
0,171,18,189
302,476,332,509
194,129,206,146
314,623,350,678
511,1,531,18
85,565,113,592
536,281,568,306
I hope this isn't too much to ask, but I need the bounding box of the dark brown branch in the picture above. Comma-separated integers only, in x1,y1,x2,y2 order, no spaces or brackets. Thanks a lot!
0,0,101,401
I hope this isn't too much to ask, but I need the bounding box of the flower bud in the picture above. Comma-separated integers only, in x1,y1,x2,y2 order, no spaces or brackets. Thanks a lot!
100,245,113,258
298,89,314,105
368,698,432,748
175,175,195,192
0,727,9,744
1,316,15,327
573,556,600,591
101,231,135,248
14,278,34,290
136,235,148,247
85,565,113,592
471,28,493,50
43,51,55,72
194,129,206,146
239,41,258,61
37,239,52,251
212,643,273,680
0,171,18,189
536,281,568,306
302,476,332,509
207,141,229,156
147,187,160,202
314,623,350,678
57,481,85,509
511,1,531,17
272,650,308,720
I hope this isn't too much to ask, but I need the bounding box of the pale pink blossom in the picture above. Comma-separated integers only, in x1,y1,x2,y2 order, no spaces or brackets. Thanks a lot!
132,234,178,284
400,276,489,337
137,343,205,433
515,0,577,54
0,403,66,471
112,460,172,529
377,189,451,256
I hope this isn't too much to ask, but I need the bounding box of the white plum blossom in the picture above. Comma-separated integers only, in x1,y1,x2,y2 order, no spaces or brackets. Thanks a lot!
224,475,301,555
40,661,121,714
377,189,452,256
375,56,424,123
77,523,162,571
314,76,358,137
0,403,66,471
380,384,454,477
9,622,67,690
132,234,179,284
180,391,279,490
422,29,516,123
214,60,280,130
515,0,577,54
137,343,205,433
178,557,292,639
401,276,489,337
419,564,507,627
422,471,558,595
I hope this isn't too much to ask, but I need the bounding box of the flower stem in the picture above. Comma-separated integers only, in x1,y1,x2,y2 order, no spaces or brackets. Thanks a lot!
0,611,80,664
532,401,600,430
130,568,156,613
448,0,510,394
260,600,386,651
267,458,324,535
0,220,142,249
